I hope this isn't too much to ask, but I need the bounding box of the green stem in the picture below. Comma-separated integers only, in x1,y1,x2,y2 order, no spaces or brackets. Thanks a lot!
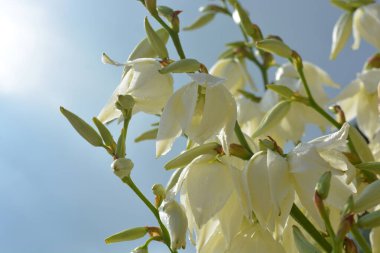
351,224,372,253
153,15,186,59
122,177,176,253
290,204,332,252
234,121,253,154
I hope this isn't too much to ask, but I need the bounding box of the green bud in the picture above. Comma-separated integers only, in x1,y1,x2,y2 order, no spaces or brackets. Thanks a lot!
105,227,147,244
330,12,353,60
183,13,215,31
152,184,166,198
93,117,116,149
364,53,380,70
292,226,322,253
251,100,291,138
234,3,256,39
357,210,380,228
256,39,293,58
101,53,123,66
356,162,380,175
199,5,229,15
157,5,174,18
134,128,158,143
353,180,380,213
159,59,201,74
128,28,169,61
349,125,374,162
60,107,103,147
266,84,295,99
164,142,219,170
111,158,134,179
315,171,332,200
144,0,158,16
117,95,135,111
144,17,169,59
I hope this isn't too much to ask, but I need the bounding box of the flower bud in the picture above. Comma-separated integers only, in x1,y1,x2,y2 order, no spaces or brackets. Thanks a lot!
131,245,148,253
111,158,134,179
117,95,135,111
159,199,188,250
315,171,332,200
256,39,293,58
353,180,380,213
105,227,148,244
252,100,291,138
358,210,380,229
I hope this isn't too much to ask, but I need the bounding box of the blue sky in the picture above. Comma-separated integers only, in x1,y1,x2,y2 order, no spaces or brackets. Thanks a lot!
0,0,375,252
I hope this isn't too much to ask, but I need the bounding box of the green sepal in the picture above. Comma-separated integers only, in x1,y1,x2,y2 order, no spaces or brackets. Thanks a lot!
266,84,295,99
60,107,103,147
251,100,291,138
234,2,255,39
292,226,322,253
159,59,201,74
105,227,148,244
199,4,229,15
135,128,158,143
183,13,215,31
144,17,169,59
165,142,219,170
218,47,236,59
93,117,116,150
356,162,380,174
256,39,293,58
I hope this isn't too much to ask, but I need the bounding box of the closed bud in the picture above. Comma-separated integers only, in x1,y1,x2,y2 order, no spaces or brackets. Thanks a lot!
353,180,380,212
159,59,201,74
157,5,174,17
159,199,188,250
105,227,148,244
144,0,157,16
111,158,134,179
60,107,103,147
266,84,295,99
131,245,148,253
164,142,219,170
315,171,332,200
117,95,135,111
256,39,293,58
252,100,291,138
357,210,380,228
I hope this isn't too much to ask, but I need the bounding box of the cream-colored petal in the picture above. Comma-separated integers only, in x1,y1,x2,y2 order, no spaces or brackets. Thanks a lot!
156,83,198,157
353,3,380,51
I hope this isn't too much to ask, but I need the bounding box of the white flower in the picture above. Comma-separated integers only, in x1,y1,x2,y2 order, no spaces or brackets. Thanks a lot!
334,69,380,139
159,199,188,250
353,3,380,51
227,223,286,253
98,58,173,123
210,58,255,94
156,73,237,157
242,123,356,231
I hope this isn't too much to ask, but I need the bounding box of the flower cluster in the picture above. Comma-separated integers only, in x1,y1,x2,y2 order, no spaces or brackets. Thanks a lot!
61,0,380,252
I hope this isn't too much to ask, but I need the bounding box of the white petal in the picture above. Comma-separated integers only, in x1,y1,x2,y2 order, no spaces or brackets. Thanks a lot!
185,159,233,228
357,91,378,138
156,83,198,157
353,4,380,51
187,73,225,87
307,122,350,151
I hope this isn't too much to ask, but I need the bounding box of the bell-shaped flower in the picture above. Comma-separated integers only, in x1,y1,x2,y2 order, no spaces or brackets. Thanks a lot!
156,73,237,157
210,58,255,94
334,69,380,139
238,62,339,145
158,198,188,250
98,58,173,123
352,3,380,51
172,155,235,229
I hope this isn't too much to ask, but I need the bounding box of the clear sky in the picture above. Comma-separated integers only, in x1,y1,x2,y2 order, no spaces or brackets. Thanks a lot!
0,0,375,252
